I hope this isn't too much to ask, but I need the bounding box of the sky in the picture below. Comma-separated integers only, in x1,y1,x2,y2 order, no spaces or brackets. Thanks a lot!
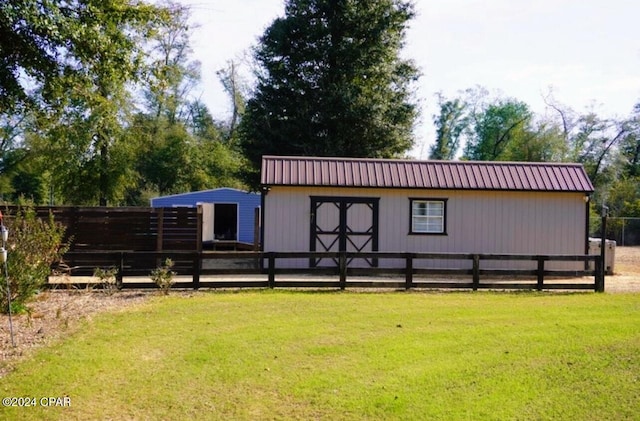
178,0,640,158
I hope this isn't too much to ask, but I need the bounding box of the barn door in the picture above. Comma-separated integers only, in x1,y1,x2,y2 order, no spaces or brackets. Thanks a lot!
310,196,379,268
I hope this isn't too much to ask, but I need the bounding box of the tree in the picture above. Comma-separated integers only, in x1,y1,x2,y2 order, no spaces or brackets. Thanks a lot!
606,177,640,217
1,0,171,205
462,99,532,161
432,88,565,163
601,103,640,218
216,60,247,142
543,95,630,185
123,2,244,202
0,0,67,112
0,0,165,114
429,93,468,160
239,0,419,187
3,149,47,203
499,119,566,162
542,96,640,209
566,111,626,187
618,103,640,178
187,100,220,140
26,98,140,205
142,1,199,124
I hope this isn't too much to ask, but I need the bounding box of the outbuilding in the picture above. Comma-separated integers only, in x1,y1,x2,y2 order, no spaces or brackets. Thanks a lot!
151,188,261,248
260,156,594,270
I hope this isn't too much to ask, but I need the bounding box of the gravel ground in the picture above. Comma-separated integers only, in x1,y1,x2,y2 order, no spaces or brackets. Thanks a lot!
605,246,640,293
1,247,638,377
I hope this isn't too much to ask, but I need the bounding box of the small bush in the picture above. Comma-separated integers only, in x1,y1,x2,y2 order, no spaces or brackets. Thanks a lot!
93,267,119,295
0,203,69,313
151,258,175,295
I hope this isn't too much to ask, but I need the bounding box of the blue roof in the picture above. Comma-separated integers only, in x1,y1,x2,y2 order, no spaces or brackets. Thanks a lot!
150,188,259,204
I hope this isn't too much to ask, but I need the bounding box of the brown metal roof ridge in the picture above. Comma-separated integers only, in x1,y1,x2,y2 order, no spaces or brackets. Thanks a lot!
261,156,594,193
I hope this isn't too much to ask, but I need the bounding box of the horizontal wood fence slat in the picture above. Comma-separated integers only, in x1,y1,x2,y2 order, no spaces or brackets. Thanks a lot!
2,206,201,253
48,251,604,292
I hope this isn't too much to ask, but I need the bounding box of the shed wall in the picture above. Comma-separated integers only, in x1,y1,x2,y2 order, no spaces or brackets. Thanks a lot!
264,187,587,270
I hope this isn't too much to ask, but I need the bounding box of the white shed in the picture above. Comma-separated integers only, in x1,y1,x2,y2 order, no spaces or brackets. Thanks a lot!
260,156,594,271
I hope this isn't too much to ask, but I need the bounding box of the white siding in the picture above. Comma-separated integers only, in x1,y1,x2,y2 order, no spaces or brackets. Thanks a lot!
264,187,587,270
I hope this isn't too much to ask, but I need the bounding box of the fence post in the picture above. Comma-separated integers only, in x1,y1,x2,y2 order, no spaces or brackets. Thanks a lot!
196,206,203,253
192,251,200,290
253,207,261,251
595,256,605,293
339,252,347,290
597,206,608,292
116,251,124,289
268,252,275,288
536,256,545,291
156,208,164,252
405,253,413,290
472,254,480,291
594,256,601,292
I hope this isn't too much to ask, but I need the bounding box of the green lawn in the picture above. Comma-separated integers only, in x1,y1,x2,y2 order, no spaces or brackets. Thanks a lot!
1,291,639,420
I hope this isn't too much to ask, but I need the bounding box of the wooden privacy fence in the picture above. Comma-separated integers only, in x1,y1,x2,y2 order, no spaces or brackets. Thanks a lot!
3,206,201,252
49,251,605,292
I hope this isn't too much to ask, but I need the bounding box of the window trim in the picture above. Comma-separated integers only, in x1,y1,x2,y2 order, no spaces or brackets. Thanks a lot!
409,198,448,235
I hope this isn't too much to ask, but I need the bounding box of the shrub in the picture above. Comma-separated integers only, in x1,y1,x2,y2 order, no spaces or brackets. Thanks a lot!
0,204,69,313
150,258,175,295
93,267,119,295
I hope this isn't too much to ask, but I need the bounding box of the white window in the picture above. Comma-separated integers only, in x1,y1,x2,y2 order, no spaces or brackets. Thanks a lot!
410,199,446,234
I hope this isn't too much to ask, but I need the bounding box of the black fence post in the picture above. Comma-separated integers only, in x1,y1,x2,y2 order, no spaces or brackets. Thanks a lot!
472,254,480,291
268,252,275,288
597,205,608,293
192,251,200,290
405,253,413,290
536,256,545,291
339,252,347,290
116,251,124,289
594,256,601,292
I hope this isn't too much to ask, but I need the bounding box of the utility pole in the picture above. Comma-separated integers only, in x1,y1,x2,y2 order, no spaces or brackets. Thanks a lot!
0,211,15,346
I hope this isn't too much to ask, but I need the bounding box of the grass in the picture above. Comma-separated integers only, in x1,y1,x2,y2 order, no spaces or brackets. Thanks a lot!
1,290,639,420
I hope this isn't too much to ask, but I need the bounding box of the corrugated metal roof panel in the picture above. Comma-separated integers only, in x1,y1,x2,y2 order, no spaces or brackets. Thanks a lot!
260,156,595,193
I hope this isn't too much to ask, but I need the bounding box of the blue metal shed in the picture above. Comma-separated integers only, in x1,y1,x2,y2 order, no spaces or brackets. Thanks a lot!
150,188,261,246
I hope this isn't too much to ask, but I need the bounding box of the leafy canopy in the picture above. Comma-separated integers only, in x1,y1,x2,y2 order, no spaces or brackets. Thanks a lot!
0,0,166,113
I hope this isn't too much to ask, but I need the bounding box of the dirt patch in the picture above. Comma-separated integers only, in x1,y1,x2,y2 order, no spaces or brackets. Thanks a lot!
0,247,639,378
613,246,640,274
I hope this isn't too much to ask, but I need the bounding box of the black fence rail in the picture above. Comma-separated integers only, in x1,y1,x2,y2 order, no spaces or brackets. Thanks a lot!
49,251,605,292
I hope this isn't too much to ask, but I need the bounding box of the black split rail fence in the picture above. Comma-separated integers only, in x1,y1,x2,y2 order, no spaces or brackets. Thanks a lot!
49,251,605,292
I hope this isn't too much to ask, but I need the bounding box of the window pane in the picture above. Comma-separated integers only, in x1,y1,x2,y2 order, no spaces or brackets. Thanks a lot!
429,203,443,216
411,200,445,233
413,219,428,232
413,202,427,216
426,218,443,232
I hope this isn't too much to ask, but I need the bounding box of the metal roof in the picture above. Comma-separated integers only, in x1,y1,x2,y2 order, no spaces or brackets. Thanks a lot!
261,156,594,193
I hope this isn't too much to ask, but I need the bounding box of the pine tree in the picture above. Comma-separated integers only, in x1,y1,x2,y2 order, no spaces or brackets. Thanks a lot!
239,0,419,187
